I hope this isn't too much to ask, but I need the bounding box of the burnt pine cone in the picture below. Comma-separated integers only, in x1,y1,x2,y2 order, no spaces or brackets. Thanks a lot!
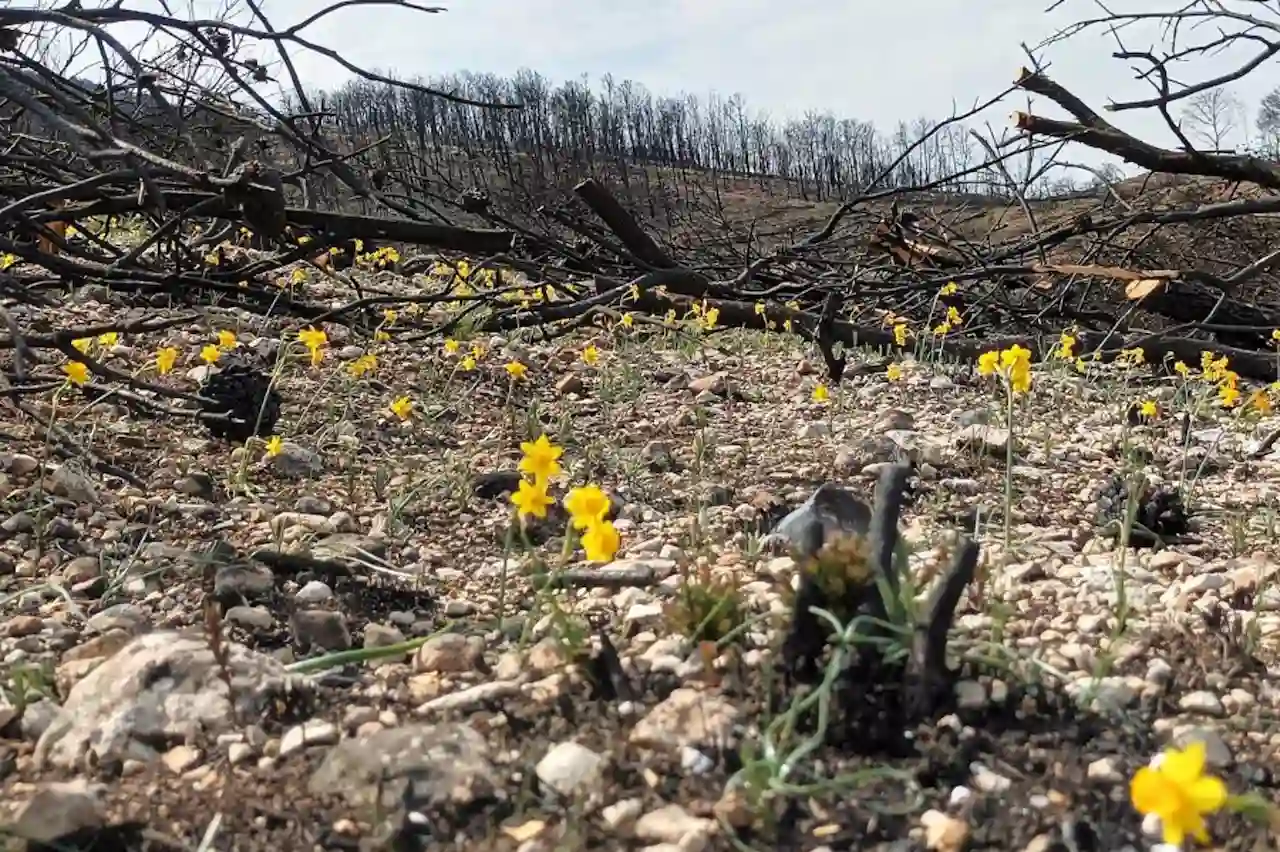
199,361,281,443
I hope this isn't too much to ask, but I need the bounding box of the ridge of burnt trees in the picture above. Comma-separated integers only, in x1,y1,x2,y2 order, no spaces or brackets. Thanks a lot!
296,71,1009,210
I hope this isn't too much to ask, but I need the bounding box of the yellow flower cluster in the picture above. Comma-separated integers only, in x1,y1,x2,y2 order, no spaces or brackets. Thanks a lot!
977,344,1032,394
360,245,401,270
688,300,719,332
349,353,377,377
933,305,963,337
1055,330,1076,360
62,331,126,385
441,338,487,371
510,435,620,563
753,300,794,332
1197,350,1243,408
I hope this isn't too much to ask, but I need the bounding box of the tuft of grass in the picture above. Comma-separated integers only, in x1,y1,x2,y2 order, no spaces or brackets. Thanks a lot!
665,563,748,646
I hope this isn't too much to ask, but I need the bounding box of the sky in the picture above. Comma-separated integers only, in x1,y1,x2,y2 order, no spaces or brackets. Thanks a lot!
65,1,1280,174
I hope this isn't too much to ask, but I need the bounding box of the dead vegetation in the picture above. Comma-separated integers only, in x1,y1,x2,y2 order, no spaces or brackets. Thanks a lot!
3,1,1280,851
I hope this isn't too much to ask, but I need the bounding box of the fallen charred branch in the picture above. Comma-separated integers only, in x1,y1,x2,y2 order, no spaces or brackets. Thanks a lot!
572,178,677,269
1012,68,1280,190
12,188,517,256
868,215,969,271
1124,278,1280,350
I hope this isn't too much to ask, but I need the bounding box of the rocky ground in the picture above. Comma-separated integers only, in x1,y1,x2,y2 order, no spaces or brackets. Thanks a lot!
2,260,1280,852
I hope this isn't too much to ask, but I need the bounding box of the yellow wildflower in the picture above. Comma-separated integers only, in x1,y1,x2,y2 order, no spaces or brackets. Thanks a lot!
518,435,563,483
893,323,909,347
1119,347,1145,367
1056,331,1076,360
812,383,829,402
348,354,377,377
72,338,92,354
580,518,620,562
1202,353,1230,383
200,344,221,365
1008,363,1032,394
297,327,327,351
979,345,1033,393
505,361,528,380
564,484,611,530
940,282,958,296
886,364,903,382
1138,400,1158,420
620,312,634,328
1130,741,1226,847
511,477,554,521
389,396,414,420
98,331,119,347
62,361,89,385
582,345,600,365
155,347,178,375
298,327,327,366
217,329,237,349
265,436,283,457
460,355,476,371
1000,344,1032,370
